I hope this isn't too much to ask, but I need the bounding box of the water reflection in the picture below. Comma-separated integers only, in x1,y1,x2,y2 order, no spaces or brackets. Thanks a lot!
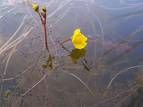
69,48,86,64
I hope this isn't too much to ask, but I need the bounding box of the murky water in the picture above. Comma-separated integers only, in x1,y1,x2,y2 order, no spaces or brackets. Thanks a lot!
1,0,143,107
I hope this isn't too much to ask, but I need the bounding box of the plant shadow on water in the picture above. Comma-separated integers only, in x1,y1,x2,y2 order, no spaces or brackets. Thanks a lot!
1,0,143,107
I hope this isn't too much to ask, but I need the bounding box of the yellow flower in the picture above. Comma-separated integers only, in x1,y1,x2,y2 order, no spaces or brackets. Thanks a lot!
32,3,39,12
71,28,88,49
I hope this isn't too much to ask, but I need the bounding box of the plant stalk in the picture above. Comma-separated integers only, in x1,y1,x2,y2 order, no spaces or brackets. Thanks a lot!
38,12,50,53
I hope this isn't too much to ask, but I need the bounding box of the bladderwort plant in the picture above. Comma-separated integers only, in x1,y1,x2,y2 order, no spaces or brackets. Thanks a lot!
32,3,55,70
32,3,49,52
30,3,95,97
32,3,90,68
32,3,89,51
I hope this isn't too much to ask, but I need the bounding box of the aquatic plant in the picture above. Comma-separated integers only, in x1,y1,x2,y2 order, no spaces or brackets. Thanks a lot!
60,28,88,50
32,4,89,70
32,3,49,52
20,3,94,100
71,28,88,49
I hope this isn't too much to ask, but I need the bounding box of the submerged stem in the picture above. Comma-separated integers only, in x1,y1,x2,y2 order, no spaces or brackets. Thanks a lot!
62,71,95,96
21,73,48,97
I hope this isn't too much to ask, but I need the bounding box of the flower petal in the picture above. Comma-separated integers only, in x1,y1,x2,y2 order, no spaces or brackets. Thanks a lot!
74,42,87,49
81,34,88,42
71,28,88,49
74,28,81,34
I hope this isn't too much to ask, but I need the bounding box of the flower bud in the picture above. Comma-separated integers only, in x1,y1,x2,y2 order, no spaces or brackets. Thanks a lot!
32,3,39,12
42,6,47,12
